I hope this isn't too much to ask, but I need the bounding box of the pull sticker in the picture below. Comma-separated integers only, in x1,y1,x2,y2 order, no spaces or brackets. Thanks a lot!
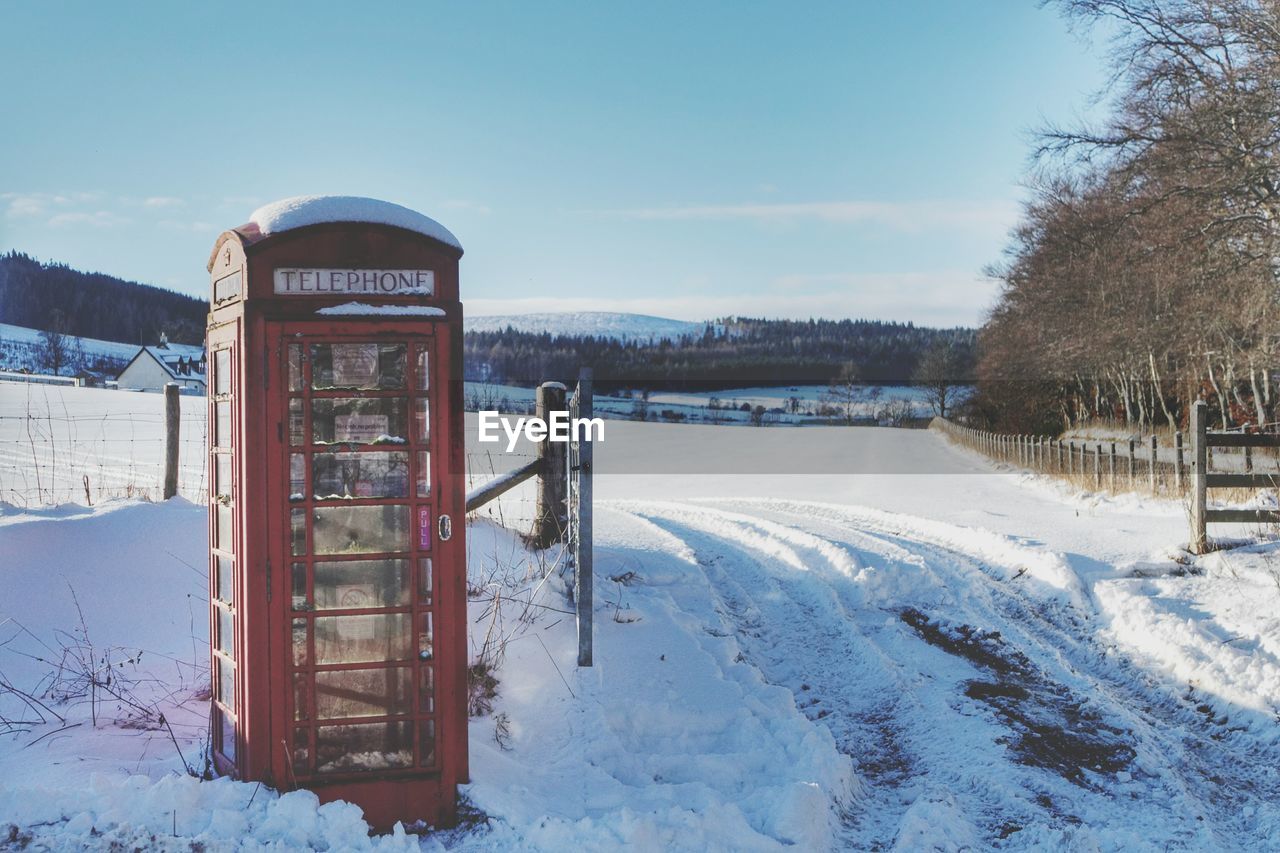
419,507,432,550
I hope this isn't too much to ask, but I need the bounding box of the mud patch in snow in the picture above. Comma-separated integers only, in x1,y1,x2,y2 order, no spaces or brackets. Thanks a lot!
900,607,1136,787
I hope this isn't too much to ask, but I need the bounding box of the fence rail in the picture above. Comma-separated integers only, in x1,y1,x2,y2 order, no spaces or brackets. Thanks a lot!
1191,400,1280,552
931,417,1190,496
933,412,1280,552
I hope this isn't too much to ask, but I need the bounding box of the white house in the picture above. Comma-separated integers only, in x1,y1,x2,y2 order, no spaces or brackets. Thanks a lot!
116,339,207,393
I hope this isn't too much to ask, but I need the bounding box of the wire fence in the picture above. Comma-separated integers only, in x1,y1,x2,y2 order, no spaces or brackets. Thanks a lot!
0,382,543,521
932,417,1280,503
0,383,207,507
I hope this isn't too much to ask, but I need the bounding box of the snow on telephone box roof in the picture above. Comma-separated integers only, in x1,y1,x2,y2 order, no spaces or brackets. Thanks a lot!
247,195,463,251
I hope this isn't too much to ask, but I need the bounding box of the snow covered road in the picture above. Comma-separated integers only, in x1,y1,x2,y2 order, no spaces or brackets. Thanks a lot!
601,497,1280,848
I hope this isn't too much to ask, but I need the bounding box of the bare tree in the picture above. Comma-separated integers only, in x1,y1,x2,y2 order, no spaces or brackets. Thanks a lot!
823,363,878,424
915,341,967,419
39,310,71,376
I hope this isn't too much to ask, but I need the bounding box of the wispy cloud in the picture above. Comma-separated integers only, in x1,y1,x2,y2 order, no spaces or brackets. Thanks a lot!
142,196,184,209
597,199,1018,233
47,210,131,228
2,191,104,220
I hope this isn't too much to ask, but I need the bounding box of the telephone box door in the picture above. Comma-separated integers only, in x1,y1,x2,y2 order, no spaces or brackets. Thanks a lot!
268,323,453,789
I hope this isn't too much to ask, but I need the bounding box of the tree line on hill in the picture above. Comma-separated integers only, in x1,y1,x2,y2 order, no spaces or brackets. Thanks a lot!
976,0,1280,434
0,250,977,405
0,251,206,347
463,318,976,392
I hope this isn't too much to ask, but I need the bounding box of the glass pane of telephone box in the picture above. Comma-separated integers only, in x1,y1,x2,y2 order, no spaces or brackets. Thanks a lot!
315,720,412,773
289,399,305,445
288,344,302,391
312,398,408,446
292,728,309,774
415,348,429,390
314,614,412,664
419,664,434,713
416,452,430,498
291,562,308,611
216,504,233,552
312,452,409,500
415,400,429,443
310,343,405,391
312,559,410,610
216,555,234,605
292,618,309,665
216,657,234,705
315,667,412,719
294,673,311,721
218,708,237,762
217,605,233,656
214,350,231,396
290,454,305,501
312,505,410,555
291,509,307,556
215,455,232,500
215,402,232,448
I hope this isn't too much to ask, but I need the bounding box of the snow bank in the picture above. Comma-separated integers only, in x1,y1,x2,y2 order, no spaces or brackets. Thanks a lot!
462,516,857,850
0,775,424,851
249,196,462,250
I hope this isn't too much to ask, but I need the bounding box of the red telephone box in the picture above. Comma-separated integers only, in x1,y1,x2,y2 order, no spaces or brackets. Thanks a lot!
205,196,467,829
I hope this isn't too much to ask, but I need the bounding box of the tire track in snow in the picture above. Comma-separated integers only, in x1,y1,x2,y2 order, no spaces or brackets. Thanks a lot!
745,499,1280,843
610,499,1280,849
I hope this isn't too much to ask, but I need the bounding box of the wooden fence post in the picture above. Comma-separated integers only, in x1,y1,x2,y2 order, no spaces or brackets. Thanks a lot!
1191,401,1208,553
1175,430,1184,490
1109,442,1117,492
1094,443,1102,489
1149,435,1158,494
533,381,568,548
163,383,180,500
1127,439,1136,488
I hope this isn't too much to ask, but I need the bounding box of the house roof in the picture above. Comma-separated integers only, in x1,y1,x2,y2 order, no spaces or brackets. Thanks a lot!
119,345,207,384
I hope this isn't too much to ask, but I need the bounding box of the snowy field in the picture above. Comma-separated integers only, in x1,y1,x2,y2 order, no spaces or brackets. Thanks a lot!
2,385,1280,850
465,381,935,425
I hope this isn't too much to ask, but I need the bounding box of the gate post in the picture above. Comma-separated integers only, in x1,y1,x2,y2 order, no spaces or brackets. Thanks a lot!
533,381,568,548
1191,401,1208,553
1149,435,1158,494
163,382,180,500
1175,430,1184,490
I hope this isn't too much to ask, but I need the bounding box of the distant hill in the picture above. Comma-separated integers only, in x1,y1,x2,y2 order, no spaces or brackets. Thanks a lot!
466,311,710,343
465,316,976,389
0,251,205,347
0,322,202,376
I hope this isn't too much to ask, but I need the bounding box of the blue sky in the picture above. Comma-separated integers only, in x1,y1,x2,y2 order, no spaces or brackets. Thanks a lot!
0,2,1105,327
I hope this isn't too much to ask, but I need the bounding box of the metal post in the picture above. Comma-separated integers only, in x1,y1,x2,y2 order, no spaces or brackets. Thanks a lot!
1191,401,1208,553
1149,435,1158,494
574,369,593,667
1175,430,1184,490
163,383,180,500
